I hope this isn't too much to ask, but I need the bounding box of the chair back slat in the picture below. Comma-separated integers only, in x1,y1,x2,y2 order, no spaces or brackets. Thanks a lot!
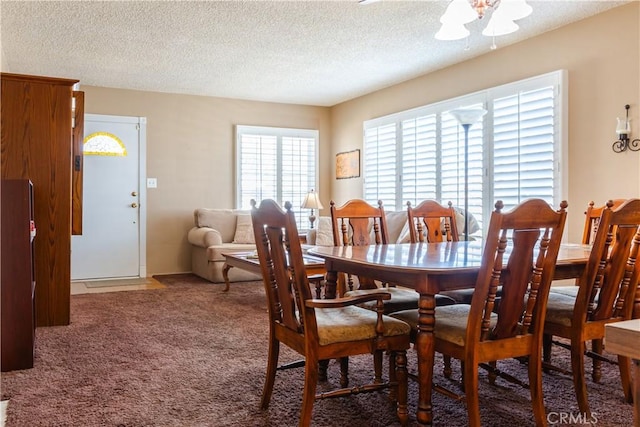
251,199,314,334
469,199,568,343
406,200,459,243
578,199,640,322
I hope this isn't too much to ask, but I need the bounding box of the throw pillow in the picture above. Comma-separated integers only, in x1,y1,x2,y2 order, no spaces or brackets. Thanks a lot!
232,214,255,244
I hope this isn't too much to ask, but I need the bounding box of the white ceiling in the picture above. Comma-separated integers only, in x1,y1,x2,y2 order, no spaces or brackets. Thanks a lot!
0,0,630,106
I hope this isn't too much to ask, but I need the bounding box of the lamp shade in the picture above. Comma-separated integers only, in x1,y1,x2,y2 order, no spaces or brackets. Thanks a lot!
301,189,324,210
448,108,487,126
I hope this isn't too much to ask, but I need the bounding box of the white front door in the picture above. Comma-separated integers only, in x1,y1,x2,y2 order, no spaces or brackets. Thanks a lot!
71,114,147,280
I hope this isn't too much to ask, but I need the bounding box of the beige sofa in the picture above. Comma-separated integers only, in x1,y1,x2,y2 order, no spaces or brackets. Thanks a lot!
187,208,262,283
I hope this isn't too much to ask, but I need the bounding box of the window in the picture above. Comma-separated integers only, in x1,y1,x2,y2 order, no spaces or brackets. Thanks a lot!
236,125,319,230
363,70,567,237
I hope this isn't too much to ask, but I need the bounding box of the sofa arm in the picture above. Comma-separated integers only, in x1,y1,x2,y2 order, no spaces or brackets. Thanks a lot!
187,227,223,247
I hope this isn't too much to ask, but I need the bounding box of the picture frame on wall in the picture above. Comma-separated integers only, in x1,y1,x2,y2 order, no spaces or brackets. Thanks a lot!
336,149,360,179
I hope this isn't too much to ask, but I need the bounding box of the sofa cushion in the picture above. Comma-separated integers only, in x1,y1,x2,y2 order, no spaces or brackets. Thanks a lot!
232,214,255,244
315,216,335,246
385,210,408,243
195,209,237,243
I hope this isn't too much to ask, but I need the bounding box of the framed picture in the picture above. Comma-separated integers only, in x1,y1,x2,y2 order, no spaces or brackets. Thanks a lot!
336,149,360,179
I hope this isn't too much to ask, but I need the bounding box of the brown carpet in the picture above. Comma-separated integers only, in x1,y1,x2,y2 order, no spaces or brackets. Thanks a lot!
1,274,634,426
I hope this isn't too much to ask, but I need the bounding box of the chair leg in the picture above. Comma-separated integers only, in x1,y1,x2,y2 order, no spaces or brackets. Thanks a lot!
261,338,280,409
463,360,481,427
591,339,602,382
487,361,497,385
528,352,547,426
618,355,634,403
374,350,383,384
340,357,349,388
570,339,591,417
319,359,329,382
443,355,453,378
300,354,319,427
395,350,409,426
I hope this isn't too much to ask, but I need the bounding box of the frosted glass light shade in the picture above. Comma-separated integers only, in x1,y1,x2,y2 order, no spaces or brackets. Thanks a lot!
497,0,533,21
616,117,631,135
482,11,519,37
449,108,487,126
440,0,477,25
435,23,470,41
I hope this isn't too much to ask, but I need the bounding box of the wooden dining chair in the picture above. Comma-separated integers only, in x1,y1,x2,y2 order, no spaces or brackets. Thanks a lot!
543,198,640,418
250,199,411,427
582,198,628,245
329,199,423,313
406,199,459,244
391,198,568,426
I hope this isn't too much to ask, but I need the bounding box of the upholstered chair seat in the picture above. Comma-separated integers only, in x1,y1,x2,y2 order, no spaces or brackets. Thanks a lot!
392,305,498,346
315,306,411,345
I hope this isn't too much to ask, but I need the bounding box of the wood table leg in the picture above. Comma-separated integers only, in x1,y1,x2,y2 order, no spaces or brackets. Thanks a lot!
416,292,436,426
222,263,232,292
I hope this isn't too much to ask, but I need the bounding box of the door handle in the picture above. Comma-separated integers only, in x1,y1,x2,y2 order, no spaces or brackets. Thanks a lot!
131,203,138,208
131,191,138,196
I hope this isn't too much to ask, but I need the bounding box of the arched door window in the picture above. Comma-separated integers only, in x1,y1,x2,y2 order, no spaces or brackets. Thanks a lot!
83,132,127,156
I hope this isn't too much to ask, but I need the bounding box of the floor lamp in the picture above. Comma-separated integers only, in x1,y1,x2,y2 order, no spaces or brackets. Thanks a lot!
448,107,487,241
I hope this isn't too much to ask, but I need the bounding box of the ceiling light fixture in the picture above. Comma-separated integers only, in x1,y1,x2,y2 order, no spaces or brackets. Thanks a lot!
435,0,532,49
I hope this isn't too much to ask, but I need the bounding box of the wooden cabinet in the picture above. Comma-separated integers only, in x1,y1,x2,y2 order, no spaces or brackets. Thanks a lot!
1,179,35,371
1,73,84,327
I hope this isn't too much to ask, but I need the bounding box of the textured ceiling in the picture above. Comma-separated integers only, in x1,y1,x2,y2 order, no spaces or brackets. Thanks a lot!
0,1,631,106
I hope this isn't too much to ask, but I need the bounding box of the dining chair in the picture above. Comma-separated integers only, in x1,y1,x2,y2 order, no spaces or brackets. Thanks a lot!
582,198,628,245
547,198,630,382
250,199,411,427
330,199,423,313
391,198,568,427
406,199,459,244
543,198,640,417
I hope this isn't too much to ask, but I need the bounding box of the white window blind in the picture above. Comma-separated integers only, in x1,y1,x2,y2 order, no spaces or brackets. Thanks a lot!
363,70,566,237
236,126,319,230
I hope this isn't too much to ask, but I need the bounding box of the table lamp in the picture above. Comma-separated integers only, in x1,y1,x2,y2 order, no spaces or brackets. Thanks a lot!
301,189,324,229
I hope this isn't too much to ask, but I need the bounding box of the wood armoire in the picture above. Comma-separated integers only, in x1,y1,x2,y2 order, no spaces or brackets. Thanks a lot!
1,73,85,327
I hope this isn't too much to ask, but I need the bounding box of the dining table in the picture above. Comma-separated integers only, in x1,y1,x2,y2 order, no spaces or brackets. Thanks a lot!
309,241,592,426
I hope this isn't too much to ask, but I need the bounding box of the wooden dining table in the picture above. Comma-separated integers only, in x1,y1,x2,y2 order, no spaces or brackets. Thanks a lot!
309,241,591,426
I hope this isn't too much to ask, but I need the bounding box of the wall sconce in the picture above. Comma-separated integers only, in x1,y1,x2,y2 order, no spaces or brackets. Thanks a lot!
612,104,640,153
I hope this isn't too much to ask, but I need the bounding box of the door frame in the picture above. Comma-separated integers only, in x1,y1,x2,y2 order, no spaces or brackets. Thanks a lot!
83,113,147,278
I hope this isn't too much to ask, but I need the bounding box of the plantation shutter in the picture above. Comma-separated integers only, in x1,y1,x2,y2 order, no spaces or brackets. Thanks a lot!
400,114,438,208
236,126,319,229
364,123,397,210
493,86,555,213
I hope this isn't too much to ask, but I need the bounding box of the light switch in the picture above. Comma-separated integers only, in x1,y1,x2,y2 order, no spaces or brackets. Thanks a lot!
147,178,158,188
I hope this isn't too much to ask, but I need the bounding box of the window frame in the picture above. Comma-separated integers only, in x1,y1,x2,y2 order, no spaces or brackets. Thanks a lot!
235,125,320,230
363,70,568,237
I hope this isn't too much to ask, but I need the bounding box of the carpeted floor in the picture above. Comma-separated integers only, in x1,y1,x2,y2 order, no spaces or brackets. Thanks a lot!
0,274,634,426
